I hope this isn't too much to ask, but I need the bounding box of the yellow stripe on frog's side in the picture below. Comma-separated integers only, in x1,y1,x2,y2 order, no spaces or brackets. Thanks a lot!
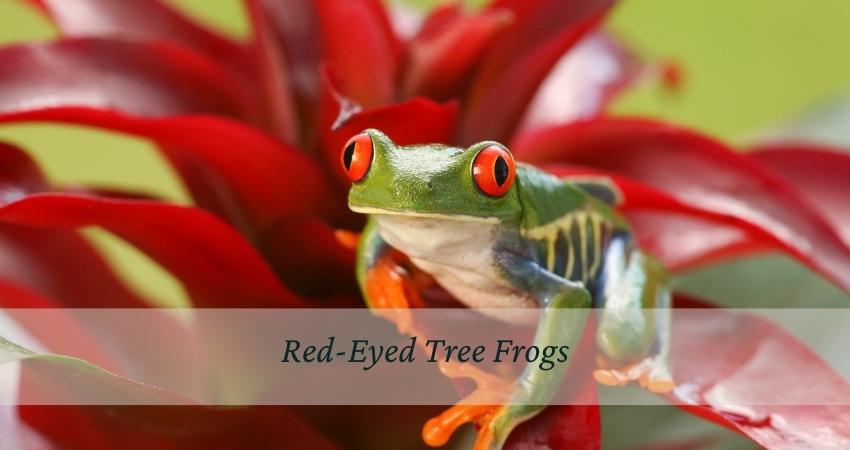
522,209,609,283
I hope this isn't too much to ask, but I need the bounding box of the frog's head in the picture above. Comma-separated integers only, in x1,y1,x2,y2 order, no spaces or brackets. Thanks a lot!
342,129,521,223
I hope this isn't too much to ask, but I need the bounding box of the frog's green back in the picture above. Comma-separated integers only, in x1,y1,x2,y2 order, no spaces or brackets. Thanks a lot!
514,164,631,285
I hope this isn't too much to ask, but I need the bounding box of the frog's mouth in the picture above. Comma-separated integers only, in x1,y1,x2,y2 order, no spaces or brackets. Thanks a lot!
348,204,502,224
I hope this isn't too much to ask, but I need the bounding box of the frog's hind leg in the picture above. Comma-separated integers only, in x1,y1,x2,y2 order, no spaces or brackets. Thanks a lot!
592,236,674,393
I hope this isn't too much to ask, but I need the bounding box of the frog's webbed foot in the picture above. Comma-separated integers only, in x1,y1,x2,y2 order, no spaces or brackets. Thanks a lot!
593,355,675,393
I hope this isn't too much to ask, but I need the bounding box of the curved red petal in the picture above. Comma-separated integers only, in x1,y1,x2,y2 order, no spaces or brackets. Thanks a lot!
461,0,615,143
750,145,850,246
516,118,850,295
0,38,258,121
668,295,850,450
0,194,306,308
403,6,513,100
30,0,248,68
315,0,401,108
0,108,336,233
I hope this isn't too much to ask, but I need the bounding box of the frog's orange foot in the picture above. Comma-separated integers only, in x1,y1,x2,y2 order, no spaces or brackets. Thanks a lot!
423,403,505,449
593,357,675,394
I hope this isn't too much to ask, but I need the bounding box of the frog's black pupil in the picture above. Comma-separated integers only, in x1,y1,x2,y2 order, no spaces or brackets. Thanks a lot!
494,156,509,186
343,142,356,170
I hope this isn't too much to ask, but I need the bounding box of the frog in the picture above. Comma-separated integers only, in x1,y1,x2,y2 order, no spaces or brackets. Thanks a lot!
341,129,674,450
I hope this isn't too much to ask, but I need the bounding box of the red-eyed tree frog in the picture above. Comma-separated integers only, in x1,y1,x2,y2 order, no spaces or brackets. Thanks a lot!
341,129,673,450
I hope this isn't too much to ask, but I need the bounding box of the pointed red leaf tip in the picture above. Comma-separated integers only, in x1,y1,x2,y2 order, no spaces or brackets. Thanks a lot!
0,108,338,233
31,0,248,70
0,38,258,121
749,145,850,247
403,5,513,100
0,194,307,308
668,295,850,450
315,0,401,108
514,118,850,296
461,0,616,144
20,405,342,450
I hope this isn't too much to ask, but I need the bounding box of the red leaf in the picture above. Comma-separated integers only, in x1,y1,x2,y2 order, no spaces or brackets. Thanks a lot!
749,145,850,247
0,194,306,308
319,76,458,185
402,5,513,100
515,118,850,295
0,108,336,233
29,0,248,69
19,405,342,450
0,38,258,121
257,0,322,131
461,0,615,143
315,0,401,108
668,296,850,450
243,0,299,144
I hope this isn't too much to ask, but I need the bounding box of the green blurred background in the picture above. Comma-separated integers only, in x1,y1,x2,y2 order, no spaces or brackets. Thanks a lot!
1,0,849,307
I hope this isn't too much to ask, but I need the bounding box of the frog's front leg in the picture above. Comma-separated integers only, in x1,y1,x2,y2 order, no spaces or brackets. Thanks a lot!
593,236,674,393
426,257,593,450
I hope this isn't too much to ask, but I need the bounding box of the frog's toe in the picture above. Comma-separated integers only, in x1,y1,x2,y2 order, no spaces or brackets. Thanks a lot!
638,357,675,394
594,358,675,393
593,368,630,386
423,403,504,448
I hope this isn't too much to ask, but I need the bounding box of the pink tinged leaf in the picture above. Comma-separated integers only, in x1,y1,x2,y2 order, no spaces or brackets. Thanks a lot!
315,0,401,108
520,32,642,130
515,118,850,295
0,108,336,233
0,194,307,308
669,296,850,450
461,0,615,144
402,5,513,100
0,38,259,121
31,0,248,69
749,145,850,247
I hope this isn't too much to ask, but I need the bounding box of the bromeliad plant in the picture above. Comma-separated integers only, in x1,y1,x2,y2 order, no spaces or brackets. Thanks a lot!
1,0,850,449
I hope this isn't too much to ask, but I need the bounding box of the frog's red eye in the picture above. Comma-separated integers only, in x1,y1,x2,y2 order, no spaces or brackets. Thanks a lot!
472,144,515,197
341,133,373,182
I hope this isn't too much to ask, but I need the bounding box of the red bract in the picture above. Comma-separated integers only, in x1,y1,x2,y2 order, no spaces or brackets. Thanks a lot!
1,0,849,449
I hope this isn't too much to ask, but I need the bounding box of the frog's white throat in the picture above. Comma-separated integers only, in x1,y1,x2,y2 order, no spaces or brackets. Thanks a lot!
374,214,498,268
